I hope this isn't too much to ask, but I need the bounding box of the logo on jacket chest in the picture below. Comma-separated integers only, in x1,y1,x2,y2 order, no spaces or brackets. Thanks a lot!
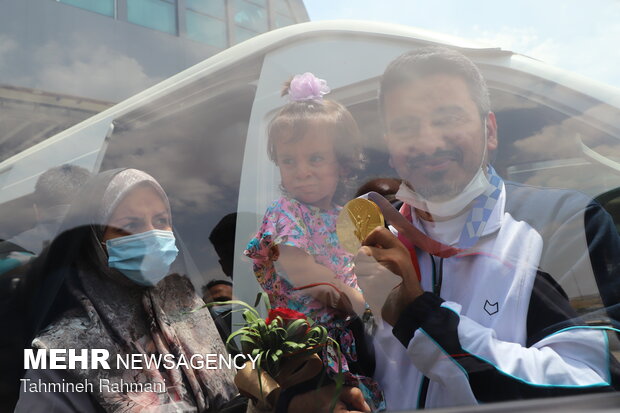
484,300,499,315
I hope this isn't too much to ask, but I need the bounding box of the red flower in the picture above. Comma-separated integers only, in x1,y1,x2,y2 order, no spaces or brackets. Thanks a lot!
266,307,307,325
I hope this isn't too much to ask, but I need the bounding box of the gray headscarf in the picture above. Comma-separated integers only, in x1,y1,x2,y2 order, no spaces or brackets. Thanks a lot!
99,169,171,226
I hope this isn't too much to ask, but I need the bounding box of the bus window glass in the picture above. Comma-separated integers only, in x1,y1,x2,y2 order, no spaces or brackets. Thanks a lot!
100,85,255,289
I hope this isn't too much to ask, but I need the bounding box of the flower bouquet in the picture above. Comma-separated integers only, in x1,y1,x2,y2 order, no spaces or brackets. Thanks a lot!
225,294,341,411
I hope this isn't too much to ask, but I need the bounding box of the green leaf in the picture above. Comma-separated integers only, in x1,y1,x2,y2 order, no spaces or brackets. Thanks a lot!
256,319,267,336
286,319,309,340
283,341,303,352
263,349,275,376
267,350,281,377
243,310,258,324
254,292,271,313
270,317,281,329
212,299,260,316
239,335,259,354
327,337,344,413
269,327,286,345
226,328,249,349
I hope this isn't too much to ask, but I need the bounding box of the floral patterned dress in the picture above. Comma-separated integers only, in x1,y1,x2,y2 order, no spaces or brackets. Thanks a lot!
245,196,385,411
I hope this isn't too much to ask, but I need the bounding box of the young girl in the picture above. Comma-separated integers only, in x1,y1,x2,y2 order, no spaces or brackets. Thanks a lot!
245,73,385,411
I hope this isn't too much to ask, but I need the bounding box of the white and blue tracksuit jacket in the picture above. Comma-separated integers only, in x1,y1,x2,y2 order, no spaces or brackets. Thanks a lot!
374,181,620,410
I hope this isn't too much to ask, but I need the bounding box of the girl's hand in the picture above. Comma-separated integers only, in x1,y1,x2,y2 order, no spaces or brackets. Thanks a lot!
276,245,367,316
334,286,366,316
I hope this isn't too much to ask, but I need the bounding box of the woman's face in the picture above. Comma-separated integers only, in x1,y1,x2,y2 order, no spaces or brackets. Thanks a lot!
102,185,172,242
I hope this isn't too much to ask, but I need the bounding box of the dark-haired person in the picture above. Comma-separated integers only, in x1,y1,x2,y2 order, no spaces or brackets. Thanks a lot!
0,164,91,412
358,47,620,409
203,279,233,303
355,177,403,211
6,164,92,256
1,164,91,283
15,168,367,413
203,279,235,346
16,169,240,412
209,213,237,279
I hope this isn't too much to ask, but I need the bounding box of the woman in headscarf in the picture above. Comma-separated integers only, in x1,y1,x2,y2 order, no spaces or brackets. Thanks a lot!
16,168,240,412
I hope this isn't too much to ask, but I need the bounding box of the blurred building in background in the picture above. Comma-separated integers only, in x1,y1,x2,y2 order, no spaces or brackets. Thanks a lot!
0,0,308,162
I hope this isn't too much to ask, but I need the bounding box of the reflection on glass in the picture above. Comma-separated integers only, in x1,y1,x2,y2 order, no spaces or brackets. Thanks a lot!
100,84,255,286
16,168,238,411
58,0,115,17
6,24,619,408
275,14,294,29
596,188,620,235
127,0,177,34
186,10,228,48
492,94,620,197
186,0,226,19
233,0,268,32
273,0,292,15
234,25,258,44
244,74,384,410
350,87,620,320
248,0,268,7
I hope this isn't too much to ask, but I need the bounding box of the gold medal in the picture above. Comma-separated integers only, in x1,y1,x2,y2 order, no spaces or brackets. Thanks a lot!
337,198,385,254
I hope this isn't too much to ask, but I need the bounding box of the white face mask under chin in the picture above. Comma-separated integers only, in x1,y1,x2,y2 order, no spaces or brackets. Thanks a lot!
395,119,492,218
395,167,491,218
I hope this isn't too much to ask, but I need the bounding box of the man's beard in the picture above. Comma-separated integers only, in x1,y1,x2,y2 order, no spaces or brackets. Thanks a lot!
414,170,464,201
404,147,468,201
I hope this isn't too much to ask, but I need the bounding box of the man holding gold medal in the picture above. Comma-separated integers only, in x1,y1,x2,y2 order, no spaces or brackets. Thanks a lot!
349,47,620,410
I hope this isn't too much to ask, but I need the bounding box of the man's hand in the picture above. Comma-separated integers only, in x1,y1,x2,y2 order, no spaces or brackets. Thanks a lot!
288,384,370,413
359,226,424,325
381,282,415,326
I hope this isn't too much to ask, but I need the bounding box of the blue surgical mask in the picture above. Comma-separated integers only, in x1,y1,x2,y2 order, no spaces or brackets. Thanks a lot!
106,229,179,287
211,303,232,315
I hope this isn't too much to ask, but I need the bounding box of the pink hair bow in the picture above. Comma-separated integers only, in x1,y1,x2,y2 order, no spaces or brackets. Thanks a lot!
288,72,331,101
